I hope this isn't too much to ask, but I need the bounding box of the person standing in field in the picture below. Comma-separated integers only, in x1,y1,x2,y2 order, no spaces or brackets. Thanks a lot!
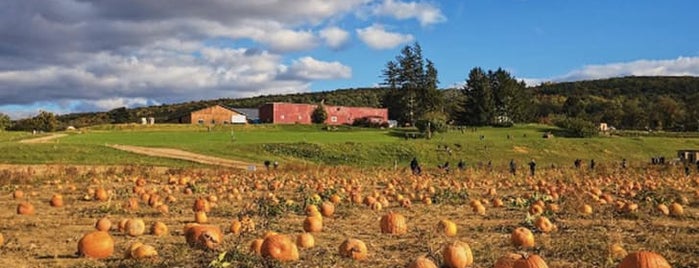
528,159,536,176
410,157,421,175
509,159,516,175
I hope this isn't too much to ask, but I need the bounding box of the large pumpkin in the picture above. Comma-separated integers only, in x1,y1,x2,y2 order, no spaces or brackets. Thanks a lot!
296,233,315,249
125,218,146,237
511,227,535,248
338,238,368,260
77,231,114,259
534,216,555,233
513,253,549,268
380,212,407,234
617,251,671,268
184,224,223,250
260,234,299,261
442,241,473,268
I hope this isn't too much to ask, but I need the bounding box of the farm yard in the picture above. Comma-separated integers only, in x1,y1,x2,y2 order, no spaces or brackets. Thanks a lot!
0,124,698,267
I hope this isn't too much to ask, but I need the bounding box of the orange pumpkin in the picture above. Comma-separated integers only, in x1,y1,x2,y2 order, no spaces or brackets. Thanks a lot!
442,241,473,268
618,251,671,268
534,216,555,233
95,217,112,232
380,212,407,234
407,255,438,268
192,197,211,212
194,211,208,223
131,244,158,259
513,253,549,268
230,219,242,235
17,202,35,215
150,221,168,236
260,234,299,261
77,231,114,259
94,188,108,201
494,253,523,268
511,227,535,248
184,224,223,250
656,204,670,216
320,202,335,217
12,190,24,199
50,194,64,207
296,233,315,249
303,216,323,232
669,203,683,217
609,243,628,260
338,238,368,260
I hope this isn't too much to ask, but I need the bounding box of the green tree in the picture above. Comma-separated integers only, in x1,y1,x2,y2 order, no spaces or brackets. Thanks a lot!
0,113,11,130
311,103,328,124
381,42,442,125
35,110,58,132
460,67,494,125
108,107,134,124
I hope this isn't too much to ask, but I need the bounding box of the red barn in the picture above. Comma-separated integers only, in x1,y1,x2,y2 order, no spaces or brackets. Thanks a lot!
258,102,388,125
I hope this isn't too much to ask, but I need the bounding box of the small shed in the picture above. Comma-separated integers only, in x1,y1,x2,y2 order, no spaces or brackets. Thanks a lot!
677,149,699,163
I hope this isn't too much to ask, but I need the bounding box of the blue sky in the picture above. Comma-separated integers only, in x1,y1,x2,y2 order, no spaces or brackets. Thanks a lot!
1,0,698,119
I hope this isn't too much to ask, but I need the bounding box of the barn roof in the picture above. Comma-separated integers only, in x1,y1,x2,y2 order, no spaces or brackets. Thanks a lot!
230,108,259,121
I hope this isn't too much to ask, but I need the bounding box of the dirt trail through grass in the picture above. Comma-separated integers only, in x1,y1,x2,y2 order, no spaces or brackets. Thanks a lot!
108,144,251,169
18,133,67,143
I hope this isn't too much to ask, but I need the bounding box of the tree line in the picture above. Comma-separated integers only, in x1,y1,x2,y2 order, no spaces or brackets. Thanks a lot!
3,43,699,134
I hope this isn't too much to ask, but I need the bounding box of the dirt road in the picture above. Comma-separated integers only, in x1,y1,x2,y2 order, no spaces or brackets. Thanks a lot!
18,133,67,143
108,144,252,169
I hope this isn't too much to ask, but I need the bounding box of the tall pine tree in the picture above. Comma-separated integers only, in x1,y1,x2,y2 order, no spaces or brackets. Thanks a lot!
381,42,442,125
460,67,532,126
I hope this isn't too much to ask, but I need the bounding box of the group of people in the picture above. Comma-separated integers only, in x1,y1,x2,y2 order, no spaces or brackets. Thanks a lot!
573,159,596,170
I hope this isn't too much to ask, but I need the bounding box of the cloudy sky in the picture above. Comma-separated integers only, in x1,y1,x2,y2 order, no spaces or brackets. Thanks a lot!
1,0,698,119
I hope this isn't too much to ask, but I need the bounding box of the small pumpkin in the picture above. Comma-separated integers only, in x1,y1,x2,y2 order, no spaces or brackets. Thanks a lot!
296,233,315,249
442,241,473,268
494,252,523,268
194,211,208,224
12,190,24,199
77,231,114,259
617,251,670,268
17,202,35,215
534,216,555,233
303,216,323,232
380,212,407,234
511,227,535,248
230,219,242,235
184,224,223,250
260,234,299,261
94,188,108,201
656,204,669,216
407,255,438,268
50,194,64,207
669,202,684,217
437,219,457,237
609,243,628,260
192,197,211,212
513,253,549,268
125,218,146,237
338,238,368,260
95,217,112,232
131,244,158,259
150,221,168,236
319,202,335,217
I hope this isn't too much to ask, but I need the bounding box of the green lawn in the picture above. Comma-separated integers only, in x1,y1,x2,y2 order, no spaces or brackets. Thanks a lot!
3,124,699,168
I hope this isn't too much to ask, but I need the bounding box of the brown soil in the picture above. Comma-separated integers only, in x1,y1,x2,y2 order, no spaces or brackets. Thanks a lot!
18,134,67,144
108,144,251,169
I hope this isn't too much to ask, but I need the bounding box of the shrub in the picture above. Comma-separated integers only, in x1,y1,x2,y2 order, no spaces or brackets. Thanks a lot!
552,115,598,137
415,111,448,134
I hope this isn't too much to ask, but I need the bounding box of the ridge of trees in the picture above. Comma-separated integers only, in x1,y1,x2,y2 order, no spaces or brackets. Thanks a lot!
4,73,699,132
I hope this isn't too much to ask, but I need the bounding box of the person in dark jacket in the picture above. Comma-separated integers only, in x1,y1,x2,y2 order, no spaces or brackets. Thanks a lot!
410,157,421,175
509,159,516,175
528,159,536,176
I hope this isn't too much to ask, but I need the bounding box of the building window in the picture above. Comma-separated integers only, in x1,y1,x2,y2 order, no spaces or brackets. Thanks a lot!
331,116,337,122
336,107,341,111
198,118,204,124
211,119,216,124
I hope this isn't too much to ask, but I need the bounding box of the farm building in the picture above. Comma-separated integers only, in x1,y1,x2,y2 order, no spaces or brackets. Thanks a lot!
258,102,388,125
179,105,248,125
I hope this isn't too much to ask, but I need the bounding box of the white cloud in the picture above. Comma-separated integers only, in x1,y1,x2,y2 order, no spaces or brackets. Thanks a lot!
356,24,414,49
521,57,699,86
372,0,446,26
320,26,351,50
286,57,352,80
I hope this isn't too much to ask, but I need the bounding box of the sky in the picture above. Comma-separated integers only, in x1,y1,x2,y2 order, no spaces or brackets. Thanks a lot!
1,0,699,119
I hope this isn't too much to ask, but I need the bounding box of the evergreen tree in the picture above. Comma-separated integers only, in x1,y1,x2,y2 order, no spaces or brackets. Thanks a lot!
460,67,494,125
311,103,328,124
381,42,442,125
0,113,10,131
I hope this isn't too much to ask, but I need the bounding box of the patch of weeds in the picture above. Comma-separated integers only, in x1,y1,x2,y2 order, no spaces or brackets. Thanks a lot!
431,188,469,205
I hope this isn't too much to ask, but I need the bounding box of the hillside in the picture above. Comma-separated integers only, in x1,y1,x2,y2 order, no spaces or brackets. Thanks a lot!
9,76,699,131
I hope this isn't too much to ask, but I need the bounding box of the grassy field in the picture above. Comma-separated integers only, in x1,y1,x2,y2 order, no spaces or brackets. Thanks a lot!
3,123,699,169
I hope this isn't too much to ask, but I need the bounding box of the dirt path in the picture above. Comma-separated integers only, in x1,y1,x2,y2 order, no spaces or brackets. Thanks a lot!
18,133,67,143
108,144,252,169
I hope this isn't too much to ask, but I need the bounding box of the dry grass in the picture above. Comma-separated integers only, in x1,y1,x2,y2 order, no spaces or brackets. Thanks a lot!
0,164,697,268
